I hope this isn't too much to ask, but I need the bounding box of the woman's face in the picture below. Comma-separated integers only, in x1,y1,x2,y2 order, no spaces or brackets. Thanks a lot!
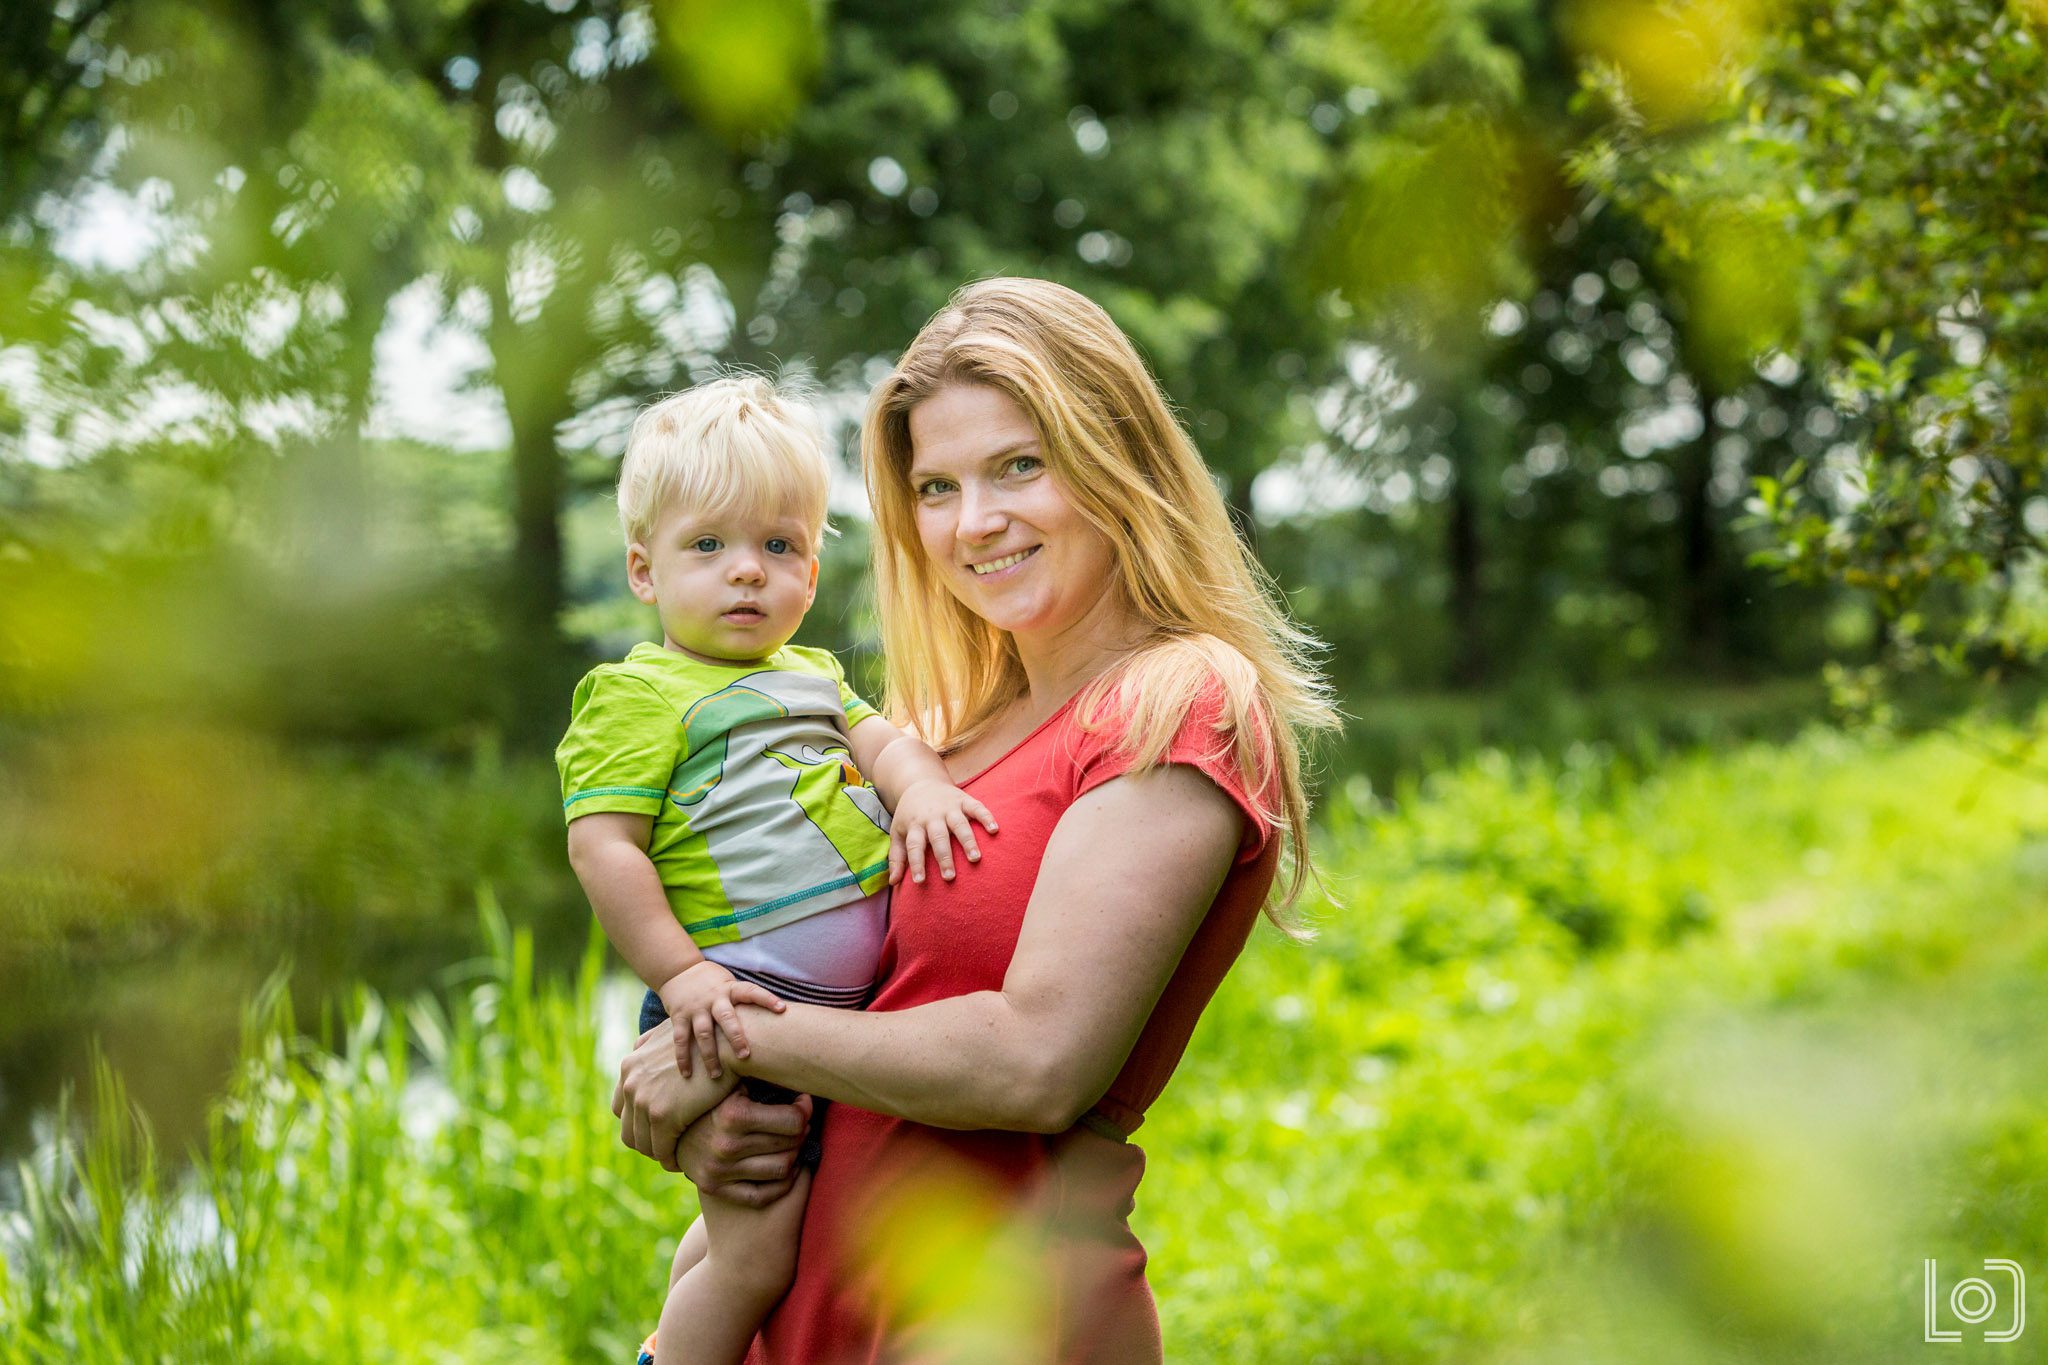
905,383,1120,647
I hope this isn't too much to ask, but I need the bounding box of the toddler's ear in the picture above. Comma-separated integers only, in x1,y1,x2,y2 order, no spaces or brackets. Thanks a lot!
626,542,658,603
805,555,820,604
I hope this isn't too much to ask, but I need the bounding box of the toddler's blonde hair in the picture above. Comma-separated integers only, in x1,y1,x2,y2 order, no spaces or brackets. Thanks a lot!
617,374,830,550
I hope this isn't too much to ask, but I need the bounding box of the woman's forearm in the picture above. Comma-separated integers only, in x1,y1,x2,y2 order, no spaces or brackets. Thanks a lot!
655,766,1243,1141
720,992,1081,1133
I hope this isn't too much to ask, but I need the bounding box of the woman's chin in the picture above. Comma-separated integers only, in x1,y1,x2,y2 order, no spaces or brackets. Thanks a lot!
971,595,1057,637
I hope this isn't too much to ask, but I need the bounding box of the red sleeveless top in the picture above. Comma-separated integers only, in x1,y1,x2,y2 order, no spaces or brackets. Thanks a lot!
747,683,1280,1364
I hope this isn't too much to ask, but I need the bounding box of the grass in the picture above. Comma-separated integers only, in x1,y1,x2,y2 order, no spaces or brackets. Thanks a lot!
1146,718,2048,1361
0,675,1839,971
1331,674,1833,788
3,715,2046,1362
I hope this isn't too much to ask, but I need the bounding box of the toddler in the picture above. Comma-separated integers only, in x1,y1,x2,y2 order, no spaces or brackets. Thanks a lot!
556,376,993,1365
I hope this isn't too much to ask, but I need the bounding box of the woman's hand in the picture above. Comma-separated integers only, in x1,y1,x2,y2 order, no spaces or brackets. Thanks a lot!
612,1019,749,1169
675,1090,814,1207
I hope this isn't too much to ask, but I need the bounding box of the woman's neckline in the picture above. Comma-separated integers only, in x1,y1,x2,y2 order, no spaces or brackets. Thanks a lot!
951,691,1084,789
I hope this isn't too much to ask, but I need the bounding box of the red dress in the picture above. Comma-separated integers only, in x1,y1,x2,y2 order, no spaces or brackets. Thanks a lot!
747,683,1280,1364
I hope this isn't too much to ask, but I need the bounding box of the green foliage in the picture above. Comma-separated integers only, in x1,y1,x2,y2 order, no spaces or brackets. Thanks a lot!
0,3,129,221
651,0,824,139
13,0,1989,740
1576,0,2048,693
0,737,573,967
1335,677,1834,784
6,722,2046,1361
1145,716,2048,1359
2,913,678,1364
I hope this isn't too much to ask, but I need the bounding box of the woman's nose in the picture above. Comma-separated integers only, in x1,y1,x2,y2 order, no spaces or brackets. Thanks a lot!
956,485,1008,543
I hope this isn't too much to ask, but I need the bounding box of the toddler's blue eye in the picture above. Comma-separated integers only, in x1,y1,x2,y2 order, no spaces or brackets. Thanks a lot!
766,537,793,555
693,537,720,552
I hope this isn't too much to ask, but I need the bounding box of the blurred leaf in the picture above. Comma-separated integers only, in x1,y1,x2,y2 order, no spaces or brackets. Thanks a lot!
651,0,824,139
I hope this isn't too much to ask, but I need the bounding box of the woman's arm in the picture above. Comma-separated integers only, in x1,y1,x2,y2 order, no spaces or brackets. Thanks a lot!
615,763,1242,1153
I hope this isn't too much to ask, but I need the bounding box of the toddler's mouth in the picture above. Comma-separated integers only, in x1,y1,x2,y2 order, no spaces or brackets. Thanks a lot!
723,607,766,624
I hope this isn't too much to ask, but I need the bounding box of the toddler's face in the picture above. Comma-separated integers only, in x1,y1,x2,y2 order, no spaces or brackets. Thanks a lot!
628,499,819,666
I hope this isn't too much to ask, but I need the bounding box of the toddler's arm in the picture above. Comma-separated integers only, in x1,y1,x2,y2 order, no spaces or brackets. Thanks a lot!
848,715,1000,885
567,812,784,1076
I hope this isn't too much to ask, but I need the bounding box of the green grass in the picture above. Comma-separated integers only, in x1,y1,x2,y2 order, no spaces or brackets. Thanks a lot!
4,717,2046,1362
1146,719,2048,1362
1331,675,1834,788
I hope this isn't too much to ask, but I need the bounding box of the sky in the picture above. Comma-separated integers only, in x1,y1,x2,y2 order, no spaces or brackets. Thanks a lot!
46,178,513,455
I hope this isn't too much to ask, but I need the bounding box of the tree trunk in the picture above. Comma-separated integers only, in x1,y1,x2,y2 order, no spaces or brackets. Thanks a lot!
1447,448,1488,687
1674,386,1725,668
502,379,576,746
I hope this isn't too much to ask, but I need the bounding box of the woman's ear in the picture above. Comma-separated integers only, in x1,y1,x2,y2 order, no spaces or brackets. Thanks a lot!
627,543,658,604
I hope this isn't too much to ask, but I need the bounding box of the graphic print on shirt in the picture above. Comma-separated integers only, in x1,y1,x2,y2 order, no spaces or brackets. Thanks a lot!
668,669,891,940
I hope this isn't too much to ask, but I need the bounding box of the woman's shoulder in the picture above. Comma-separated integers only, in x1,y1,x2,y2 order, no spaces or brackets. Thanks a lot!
1076,634,1268,755
1063,635,1280,842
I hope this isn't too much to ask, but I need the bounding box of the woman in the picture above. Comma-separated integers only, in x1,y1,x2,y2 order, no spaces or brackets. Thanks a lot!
614,277,1335,1361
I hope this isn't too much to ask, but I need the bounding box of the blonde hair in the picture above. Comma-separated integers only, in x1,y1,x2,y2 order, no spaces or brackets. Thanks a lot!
863,278,1339,921
618,374,830,550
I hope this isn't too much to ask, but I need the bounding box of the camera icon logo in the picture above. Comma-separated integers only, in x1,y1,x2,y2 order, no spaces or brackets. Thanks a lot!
1924,1258,2026,1343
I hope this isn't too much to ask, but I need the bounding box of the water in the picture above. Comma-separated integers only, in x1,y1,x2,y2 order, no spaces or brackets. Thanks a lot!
0,907,593,1196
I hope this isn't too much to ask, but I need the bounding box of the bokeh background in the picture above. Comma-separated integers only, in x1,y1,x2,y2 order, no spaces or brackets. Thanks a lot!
2,0,2045,1360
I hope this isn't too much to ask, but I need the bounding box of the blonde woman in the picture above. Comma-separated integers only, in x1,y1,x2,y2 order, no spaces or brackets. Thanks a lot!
614,277,1335,1362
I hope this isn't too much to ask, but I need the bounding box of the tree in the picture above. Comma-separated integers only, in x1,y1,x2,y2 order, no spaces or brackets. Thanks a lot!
1575,0,2048,705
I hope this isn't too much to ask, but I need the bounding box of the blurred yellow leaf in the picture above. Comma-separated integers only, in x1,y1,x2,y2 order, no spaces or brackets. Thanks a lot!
1316,107,1544,367
651,0,824,140
1677,206,1806,386
854,1160,1056,1364
1563,0,1770,128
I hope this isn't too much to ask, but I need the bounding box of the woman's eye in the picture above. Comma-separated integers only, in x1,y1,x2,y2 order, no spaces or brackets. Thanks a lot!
1008,455,1043,476
916,479,956,498
692,537,720,552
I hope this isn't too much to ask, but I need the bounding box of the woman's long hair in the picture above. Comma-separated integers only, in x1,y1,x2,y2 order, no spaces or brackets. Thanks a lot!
862,277,1339,921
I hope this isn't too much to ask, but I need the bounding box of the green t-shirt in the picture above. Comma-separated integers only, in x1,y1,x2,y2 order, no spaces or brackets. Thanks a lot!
556,641,892,948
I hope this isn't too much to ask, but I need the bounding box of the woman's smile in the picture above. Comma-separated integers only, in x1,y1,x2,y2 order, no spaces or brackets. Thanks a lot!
967,546,1040,579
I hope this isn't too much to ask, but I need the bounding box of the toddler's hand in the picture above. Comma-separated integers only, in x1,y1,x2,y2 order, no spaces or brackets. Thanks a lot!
656,961,785,1080
889,780,999,886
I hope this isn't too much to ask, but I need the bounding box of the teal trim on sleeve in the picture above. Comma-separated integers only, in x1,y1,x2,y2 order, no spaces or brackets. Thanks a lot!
564,785,668,808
